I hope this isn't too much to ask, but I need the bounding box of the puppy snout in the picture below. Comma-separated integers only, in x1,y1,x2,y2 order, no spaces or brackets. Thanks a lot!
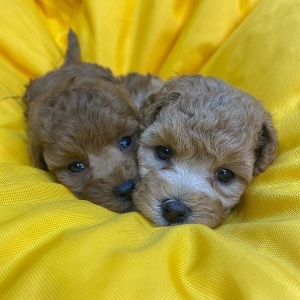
113,180,135,201
162,198,190,224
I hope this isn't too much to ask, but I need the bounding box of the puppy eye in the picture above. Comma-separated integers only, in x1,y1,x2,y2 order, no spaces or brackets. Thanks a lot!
216,168,234,183
119,136,132,150
68,162,86,173
156,146,172,160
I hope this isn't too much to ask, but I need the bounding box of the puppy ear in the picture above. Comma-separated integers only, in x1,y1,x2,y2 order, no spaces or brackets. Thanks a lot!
140,80,181,127
119,73,163,108
65,76,76,88
29,138,48,171
253,112,278,175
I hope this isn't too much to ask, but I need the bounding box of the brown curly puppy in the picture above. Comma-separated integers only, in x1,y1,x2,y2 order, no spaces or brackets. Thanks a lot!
133,75,278,227
24,30,163,212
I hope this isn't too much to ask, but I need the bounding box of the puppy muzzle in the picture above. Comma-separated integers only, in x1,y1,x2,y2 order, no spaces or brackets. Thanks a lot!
113,179,136,202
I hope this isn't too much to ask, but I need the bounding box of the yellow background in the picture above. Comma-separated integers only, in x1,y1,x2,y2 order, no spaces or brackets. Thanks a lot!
0,0,300,298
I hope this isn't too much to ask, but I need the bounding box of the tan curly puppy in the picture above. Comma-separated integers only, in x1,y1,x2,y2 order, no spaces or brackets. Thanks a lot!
24,30,162,212
133,75,278,227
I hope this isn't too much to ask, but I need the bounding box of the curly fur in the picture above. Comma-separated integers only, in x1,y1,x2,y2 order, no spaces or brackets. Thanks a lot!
133,75,278,227
24,30,163,212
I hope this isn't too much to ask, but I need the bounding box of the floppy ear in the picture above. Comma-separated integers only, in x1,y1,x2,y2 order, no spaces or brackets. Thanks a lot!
139,79,181,128
253,111,278,175
119,73,164,108
29,137,48,171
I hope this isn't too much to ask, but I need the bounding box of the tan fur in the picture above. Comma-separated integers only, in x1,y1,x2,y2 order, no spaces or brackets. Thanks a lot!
133,75,278,227
24,30,163,212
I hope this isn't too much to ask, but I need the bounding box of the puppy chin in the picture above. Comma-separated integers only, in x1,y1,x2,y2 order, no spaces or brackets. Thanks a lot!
133,170,226,228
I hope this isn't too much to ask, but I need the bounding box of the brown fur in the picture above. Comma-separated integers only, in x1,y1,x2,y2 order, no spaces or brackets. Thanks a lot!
133,75,278,227
24,30,163,212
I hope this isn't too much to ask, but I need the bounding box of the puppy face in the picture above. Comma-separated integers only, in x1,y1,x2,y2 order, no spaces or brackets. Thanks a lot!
27,80,140,212
24,30,163,213
133,75,278,227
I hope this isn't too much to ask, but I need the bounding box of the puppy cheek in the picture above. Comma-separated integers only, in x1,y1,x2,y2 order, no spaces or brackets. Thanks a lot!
55,169,88,197
137,146,162,177
133,170,168,226
214,179,247,211
188,196,226,228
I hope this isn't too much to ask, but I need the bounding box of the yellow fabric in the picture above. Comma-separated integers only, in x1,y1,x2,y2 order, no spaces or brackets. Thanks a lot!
1,0,300,298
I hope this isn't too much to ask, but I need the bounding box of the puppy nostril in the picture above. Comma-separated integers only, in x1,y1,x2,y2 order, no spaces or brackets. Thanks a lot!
113,180,135,201
162,198,190,224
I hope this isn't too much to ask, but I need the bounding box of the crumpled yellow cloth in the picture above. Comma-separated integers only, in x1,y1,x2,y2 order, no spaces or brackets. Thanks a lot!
1,0,300,299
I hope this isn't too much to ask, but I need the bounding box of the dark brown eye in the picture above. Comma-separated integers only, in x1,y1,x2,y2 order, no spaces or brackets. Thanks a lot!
156,146,172,160
216,168,234,183
68,162,86,173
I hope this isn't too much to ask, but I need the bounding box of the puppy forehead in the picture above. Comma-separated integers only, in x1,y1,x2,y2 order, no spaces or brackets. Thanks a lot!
43,91,140,148
62,89,136,119
168,91,264,130
143,91,264,154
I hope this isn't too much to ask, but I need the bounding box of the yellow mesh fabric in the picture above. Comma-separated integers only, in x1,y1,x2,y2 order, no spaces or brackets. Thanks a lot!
1,0,300,298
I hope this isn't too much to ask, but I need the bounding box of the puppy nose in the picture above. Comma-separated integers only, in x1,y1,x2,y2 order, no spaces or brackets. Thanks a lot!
113,180,135,201
162,198,190,224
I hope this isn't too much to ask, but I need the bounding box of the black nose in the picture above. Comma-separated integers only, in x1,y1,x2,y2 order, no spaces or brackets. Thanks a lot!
113,180,135,201
162,198,190,224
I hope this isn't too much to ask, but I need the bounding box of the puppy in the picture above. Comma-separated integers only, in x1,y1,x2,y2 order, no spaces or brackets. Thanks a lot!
24,30,162,212
133,75,278,227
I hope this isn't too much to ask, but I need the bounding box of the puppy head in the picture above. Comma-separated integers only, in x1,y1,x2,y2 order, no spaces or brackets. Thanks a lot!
133,75,278,227
27,80,140,212
24,30,158,213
